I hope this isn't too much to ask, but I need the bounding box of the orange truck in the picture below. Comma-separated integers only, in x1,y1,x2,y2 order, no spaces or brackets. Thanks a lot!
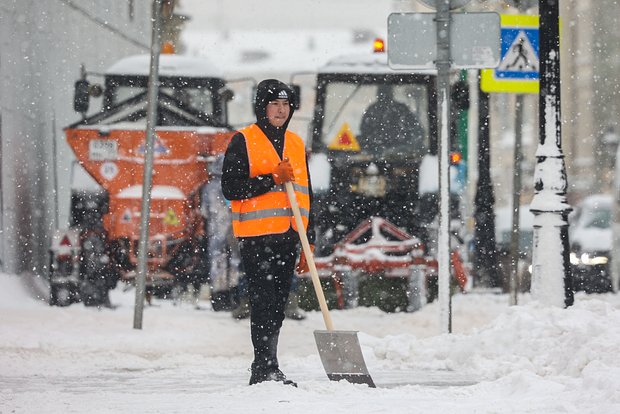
48,53,235,306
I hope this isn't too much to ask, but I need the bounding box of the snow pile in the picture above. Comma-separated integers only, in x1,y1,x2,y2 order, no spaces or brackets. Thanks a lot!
370,298,620,380
2,272,620,413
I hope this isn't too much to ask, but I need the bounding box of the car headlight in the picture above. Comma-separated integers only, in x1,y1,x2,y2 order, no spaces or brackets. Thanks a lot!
571,251,609,266
581,253,608,265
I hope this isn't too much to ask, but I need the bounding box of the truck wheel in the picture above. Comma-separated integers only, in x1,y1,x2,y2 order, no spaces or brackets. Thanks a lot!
50,285,73,307
79,232,113,307
211,288,238,311
81,280,109,307
426,275,439,303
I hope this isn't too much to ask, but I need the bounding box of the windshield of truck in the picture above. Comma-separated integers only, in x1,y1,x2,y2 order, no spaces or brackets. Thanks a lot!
105,76,220,118
113,81,215,114
319,82,429,158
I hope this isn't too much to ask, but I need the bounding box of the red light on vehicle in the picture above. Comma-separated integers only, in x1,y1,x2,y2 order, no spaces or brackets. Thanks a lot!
161,41,175,54
373,38,385,53
450,152,462,164
60,235,72,247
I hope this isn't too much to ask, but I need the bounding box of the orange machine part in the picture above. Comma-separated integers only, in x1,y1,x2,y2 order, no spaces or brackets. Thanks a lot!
66,127,234,240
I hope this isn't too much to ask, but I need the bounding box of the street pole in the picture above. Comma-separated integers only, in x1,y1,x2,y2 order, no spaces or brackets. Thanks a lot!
466,69,479,243
530,0,573,308
134,0,163,329
473,84,500,289
509,94,523,305
436,0,452,334
508,0,531,309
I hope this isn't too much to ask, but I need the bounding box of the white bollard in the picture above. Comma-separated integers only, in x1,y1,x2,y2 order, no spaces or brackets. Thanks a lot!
407,265,427,312
341,270,359,309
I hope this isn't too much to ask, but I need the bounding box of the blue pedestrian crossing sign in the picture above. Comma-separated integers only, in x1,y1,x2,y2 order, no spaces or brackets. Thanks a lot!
481,15,539,94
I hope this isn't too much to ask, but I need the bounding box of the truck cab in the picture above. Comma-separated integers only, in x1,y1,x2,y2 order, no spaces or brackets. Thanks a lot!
308,51,439,256
301,45,470,311
99,54,232,127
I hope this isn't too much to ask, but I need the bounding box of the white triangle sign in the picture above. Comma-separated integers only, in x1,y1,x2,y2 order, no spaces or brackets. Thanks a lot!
498,30,539,72
121,208,132,223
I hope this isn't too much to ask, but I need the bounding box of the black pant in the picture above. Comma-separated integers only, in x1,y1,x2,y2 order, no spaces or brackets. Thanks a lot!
239,236,297,372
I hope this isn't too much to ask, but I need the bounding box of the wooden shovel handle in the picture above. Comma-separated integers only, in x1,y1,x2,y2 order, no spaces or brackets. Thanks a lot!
285,181,334,331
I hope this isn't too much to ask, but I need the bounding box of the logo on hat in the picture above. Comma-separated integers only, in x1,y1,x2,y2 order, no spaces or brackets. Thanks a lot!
278,90,288,99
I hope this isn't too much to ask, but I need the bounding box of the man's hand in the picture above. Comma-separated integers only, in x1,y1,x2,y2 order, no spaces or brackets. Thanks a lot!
296,244,315,274
272,158,294,185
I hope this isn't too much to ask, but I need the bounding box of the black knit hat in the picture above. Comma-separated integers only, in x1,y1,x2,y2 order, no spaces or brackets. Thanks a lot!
254,79,296,127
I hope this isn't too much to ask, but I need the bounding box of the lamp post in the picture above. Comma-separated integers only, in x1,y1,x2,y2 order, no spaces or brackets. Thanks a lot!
473,85,500,289
530,0,573,307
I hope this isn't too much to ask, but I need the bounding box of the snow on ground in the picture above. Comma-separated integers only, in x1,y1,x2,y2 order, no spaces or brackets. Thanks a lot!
1,272,620,413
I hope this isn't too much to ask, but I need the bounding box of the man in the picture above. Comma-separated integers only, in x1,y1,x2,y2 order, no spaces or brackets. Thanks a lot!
359,84,425,155
221,79,315,387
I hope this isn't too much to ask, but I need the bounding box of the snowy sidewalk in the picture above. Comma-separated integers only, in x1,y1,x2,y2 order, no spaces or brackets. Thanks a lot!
2,273,620,413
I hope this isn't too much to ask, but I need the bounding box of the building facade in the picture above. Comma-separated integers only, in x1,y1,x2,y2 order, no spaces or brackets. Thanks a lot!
471,1,620,208
0,0,152,274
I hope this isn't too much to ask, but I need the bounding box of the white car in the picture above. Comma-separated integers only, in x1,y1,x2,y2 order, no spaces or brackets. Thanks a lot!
569,194,613,293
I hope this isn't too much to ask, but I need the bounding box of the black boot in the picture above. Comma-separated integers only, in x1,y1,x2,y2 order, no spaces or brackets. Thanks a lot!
249,364,297,387
232,297,250,319
266,368,297,387
249,363,268,385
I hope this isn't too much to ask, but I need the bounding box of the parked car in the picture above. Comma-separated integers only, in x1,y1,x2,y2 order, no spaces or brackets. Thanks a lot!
570,194,613,293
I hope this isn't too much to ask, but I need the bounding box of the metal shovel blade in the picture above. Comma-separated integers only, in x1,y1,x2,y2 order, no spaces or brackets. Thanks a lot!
314,330,376,387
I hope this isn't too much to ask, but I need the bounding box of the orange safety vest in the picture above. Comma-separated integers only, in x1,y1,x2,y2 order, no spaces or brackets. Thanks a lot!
231,124,310,238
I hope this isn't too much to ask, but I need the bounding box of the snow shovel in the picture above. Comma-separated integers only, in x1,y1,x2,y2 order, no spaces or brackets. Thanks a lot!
285,181,375,387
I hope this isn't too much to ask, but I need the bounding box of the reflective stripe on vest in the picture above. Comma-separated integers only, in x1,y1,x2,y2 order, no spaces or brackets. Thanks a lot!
231,124,310,237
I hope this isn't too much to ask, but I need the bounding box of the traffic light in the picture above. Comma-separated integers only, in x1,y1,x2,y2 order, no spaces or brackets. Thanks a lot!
450,151,463,165
451,78,470,111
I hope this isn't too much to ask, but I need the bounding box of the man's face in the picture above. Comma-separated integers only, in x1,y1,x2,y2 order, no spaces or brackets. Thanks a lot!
265,99,290,128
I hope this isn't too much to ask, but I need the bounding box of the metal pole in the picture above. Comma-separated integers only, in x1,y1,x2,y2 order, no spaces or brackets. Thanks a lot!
530,0,573,308
0,114,3,272
473,82,500,288
51,114,59,231
466,70,479,241
613,147,620,293
509,95,524,305
436,0,452,334
134,0,163,329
